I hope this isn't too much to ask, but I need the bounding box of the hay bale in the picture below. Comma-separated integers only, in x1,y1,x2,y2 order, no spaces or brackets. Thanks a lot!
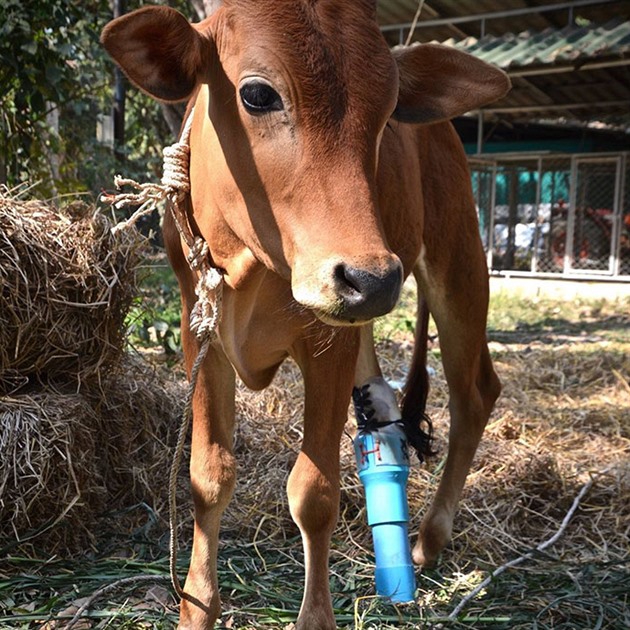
0,390,102,552
0,191,141,393
0,189,185,553
0,358,184,554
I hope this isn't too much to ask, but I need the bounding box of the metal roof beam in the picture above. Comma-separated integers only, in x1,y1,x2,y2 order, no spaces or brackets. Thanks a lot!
482,99,630,113
508,58,630,77
380,0,619,33
419,2,468,39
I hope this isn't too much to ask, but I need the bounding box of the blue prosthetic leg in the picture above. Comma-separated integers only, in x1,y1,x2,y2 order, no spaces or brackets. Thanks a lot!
353,379,416,603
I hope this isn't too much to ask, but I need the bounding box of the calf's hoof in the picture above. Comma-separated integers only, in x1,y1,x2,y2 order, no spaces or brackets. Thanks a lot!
413,513,453,568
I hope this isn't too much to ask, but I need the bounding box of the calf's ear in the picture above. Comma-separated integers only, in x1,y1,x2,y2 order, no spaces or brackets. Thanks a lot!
101,6,211,102
392,44,511,124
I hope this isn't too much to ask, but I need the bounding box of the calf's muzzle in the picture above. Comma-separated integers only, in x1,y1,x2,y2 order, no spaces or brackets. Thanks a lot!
332,260,403,323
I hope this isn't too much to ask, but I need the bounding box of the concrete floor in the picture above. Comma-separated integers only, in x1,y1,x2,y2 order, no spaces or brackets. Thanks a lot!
489,275,630,301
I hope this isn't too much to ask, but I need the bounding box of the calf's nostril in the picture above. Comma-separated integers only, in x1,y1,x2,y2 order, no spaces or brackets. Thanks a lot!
334,263,364,297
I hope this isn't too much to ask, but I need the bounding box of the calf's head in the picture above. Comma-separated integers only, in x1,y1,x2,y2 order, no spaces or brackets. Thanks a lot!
102,0,509,324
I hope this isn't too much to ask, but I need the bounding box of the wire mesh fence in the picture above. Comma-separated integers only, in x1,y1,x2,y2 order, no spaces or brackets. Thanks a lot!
470,152,630,278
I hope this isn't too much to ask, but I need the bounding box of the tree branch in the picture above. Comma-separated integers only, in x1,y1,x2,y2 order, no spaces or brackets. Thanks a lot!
449,469,609,619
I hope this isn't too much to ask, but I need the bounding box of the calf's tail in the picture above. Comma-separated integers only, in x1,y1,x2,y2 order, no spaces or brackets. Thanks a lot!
400,295,435,461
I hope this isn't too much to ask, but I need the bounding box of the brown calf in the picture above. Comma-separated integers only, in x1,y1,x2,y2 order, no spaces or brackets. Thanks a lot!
102,2,509,628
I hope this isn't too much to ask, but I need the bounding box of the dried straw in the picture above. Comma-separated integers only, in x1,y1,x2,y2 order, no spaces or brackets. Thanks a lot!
216,323,629,623
0,190,141,393
0,188,185,553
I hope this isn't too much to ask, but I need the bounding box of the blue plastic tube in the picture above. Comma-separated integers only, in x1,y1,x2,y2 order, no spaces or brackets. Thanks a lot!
354,424,416,602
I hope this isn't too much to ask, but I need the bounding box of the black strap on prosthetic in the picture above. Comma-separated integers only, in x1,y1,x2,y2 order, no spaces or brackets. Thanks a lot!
352,384,434,462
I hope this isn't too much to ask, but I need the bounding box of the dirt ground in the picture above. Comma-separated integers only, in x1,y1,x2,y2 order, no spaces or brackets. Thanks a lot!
3,277,628,629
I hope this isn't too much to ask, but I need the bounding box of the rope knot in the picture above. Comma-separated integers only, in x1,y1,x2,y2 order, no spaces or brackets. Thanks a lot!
187,237,209,270
162,142,191,193
189,267,223,342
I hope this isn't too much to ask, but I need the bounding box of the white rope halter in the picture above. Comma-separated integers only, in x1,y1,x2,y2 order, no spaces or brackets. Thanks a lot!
106,109,223,347
102,107,222,599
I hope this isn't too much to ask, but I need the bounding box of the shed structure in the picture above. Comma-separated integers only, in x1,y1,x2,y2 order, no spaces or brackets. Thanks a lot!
377,0,630,279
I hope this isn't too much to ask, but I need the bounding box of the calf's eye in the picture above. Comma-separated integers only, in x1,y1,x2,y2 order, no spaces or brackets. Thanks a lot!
239,81,284,114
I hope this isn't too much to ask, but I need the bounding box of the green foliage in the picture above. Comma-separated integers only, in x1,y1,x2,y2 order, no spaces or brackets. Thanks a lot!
0,0,111,195
127,260,183,356
0,0,198,199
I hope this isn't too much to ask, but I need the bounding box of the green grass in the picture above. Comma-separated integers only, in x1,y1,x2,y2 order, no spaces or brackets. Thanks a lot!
5,543,627,628
487,291,629,343
0,556,177,628
375,281,629,347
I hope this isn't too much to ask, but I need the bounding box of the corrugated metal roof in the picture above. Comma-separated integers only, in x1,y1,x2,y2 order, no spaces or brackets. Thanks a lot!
376,2,630,126
442,19,630,70
377,0,630,42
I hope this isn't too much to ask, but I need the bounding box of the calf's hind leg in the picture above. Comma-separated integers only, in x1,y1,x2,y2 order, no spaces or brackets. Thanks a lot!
413,267,500,567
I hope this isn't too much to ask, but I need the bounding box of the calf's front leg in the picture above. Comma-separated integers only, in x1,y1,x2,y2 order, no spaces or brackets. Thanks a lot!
288,329,361,630
178,334,237,629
